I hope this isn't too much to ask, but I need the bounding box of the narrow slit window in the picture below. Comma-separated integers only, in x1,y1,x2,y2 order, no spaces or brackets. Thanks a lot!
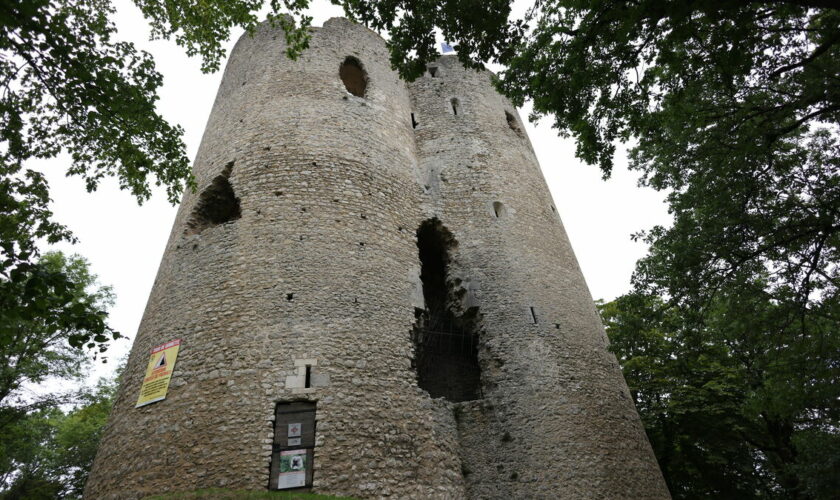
411,112,418,129
529,306,538,324
339,56,367,97
493,201,505,218
304,365,312,388
451,98,460,116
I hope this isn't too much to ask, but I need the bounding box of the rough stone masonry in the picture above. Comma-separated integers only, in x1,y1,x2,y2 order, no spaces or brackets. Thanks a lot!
85,17,670,499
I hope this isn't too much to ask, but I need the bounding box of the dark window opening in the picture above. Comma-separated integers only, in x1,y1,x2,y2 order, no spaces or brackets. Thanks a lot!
506,111,523,136
304,365,312,388
493,201,505,218
412,219,482,402
429,66,439,77
411,112,418,129
339,56,367,97
185,161,241,235
529,306,538,324
451,98,460,115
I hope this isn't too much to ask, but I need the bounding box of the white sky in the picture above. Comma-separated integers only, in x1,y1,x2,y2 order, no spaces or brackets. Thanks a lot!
37,0,671,381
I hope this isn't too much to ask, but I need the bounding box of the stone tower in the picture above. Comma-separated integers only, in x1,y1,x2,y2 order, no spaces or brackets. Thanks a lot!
86,18,669,499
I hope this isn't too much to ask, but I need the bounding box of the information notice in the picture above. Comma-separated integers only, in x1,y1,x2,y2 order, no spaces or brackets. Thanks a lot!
135,339,181,408
277,449,307,489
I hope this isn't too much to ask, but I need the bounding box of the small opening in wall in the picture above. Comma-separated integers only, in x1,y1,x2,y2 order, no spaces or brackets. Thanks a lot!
529,306,538,324
506,111,523,135
185,161,241,235
339,56,367,97
304,365,312,388
286,293,294,301
451,98,460,116
429,66,439,77
411,113,418,129
493,201,505,218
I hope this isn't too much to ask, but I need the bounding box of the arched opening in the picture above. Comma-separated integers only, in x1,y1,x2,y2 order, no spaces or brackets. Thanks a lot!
339,56,367,97
185,162,241,235
412,219,482,402
450,98,460,116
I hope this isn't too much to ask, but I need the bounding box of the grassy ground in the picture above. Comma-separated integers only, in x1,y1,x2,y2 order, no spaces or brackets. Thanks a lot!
145,489,354,500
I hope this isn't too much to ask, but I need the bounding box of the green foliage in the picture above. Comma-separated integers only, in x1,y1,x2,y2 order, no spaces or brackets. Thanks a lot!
50,376,118,498
0,0,196,362
600,289,840,499
0,407,63,498
133,0,314,72
336,0,525,81
0,370,119,499
0,0,325,369
336,0,840,329
0,252,114,433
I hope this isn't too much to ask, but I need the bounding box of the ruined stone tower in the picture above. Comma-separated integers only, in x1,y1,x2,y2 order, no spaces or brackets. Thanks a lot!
86,18,669,499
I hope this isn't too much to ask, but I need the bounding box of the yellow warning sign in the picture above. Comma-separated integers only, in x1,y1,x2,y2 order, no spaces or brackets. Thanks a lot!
135,339,181,408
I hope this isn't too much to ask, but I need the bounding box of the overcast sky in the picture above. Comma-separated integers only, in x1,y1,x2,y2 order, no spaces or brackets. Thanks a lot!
37,0,672,380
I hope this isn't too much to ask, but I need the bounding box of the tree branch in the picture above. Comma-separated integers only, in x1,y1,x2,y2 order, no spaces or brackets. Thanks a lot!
759,0,840,11
770,32,840,79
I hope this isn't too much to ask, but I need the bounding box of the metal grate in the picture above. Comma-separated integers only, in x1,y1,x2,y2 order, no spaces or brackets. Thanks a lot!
414,309,480,369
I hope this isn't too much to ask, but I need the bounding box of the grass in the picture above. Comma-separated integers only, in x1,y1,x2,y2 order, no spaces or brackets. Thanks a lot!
145,488,354,500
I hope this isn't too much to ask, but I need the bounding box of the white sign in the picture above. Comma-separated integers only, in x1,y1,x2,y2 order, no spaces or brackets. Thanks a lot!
277,449,307,489
287,437,301,446
288,422,301,437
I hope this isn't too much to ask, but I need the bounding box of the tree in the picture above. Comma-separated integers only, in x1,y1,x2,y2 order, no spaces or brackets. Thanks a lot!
0,252,114,434
334,0,839,332
0,0,196,357
600,288,840,499
0,407,66,500
0,371,119,499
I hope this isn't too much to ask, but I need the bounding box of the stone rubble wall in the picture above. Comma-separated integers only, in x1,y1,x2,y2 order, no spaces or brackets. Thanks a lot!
85,18,669,500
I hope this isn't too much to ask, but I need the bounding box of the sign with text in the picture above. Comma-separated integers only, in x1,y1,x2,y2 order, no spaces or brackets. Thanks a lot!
135,339,181,408
277,449,307,489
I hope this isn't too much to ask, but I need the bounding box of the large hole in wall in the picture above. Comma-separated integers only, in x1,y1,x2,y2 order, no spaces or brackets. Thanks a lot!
339,56,367,97
505,110,523,136
185,162,241,235
412,219,482,402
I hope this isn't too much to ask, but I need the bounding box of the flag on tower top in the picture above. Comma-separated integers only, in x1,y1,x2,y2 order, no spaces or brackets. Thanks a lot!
441,42,455,53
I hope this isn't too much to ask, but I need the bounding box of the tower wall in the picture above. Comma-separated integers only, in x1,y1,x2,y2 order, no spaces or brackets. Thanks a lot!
408,56,668,498
86,18,669,499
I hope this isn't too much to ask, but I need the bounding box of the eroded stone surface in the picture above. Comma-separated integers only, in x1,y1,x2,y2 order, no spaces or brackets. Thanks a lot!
85,18,670,500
